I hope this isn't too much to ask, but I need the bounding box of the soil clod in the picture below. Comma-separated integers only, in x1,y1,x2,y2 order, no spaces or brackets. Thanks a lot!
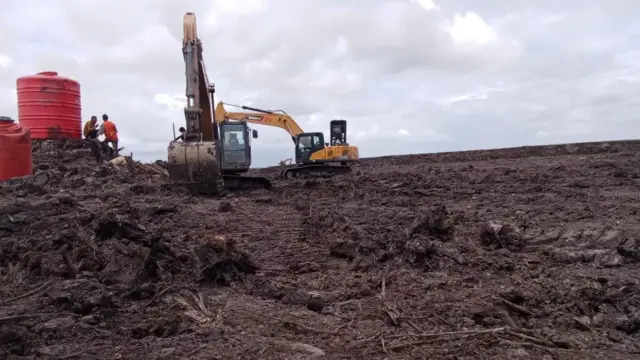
194,237,257,284
480,221,526,252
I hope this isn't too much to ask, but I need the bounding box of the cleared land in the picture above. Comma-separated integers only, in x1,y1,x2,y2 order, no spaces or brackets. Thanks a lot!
1,140,639,359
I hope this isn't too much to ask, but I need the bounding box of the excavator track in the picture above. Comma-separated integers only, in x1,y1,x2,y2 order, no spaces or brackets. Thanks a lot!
161,180,223,196
162,175,270,194
280,164,352,179
223,174,272,190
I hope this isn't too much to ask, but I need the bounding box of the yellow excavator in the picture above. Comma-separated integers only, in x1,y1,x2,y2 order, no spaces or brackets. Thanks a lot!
214,102,360,178
166,13,271,193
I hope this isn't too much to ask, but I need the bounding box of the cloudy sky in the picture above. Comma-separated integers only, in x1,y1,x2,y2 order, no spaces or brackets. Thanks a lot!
1,0,639,166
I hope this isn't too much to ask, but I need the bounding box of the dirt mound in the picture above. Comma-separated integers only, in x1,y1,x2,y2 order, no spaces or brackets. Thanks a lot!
360,139,640,166
194,236,258,284
2,140,170,199
1,139,640,359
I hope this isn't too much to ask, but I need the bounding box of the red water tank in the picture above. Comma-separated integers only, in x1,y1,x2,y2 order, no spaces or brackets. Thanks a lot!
17,71,81,140
0,116,33,181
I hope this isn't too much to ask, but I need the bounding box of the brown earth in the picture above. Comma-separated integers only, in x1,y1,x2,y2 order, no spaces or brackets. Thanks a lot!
1,139,640,360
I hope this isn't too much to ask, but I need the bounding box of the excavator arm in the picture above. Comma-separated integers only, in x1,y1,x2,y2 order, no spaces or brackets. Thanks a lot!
183,13,216,142
214,102,304,141
167,12,222,193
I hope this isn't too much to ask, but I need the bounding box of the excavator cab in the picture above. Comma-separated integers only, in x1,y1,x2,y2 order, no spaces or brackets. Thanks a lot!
287,130,354,178
219,121,256,172
295,132,325,164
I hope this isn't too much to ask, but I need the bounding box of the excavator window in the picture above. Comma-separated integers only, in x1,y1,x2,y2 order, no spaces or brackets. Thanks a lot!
220,123,250,166
222,125,246,150
296,132,325,163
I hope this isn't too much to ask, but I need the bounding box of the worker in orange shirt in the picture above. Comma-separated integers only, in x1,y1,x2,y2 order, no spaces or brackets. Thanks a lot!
97,114,119,158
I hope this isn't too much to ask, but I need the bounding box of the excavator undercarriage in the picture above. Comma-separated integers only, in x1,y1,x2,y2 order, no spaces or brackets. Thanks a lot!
279,163,353,179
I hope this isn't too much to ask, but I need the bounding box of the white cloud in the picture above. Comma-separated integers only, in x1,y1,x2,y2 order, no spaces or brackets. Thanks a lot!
154,94,185,109
1,0,639,165
0,54,12,68
413,0,440,12
444,12,498,46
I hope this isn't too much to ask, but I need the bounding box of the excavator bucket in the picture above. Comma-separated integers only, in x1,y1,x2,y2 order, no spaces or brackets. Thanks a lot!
167,140,222,195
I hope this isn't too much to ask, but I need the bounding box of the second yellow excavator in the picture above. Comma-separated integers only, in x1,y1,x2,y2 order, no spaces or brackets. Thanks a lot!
215,102,360,178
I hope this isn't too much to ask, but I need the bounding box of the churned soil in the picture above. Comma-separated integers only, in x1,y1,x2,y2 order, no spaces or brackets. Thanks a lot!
1,139,640,360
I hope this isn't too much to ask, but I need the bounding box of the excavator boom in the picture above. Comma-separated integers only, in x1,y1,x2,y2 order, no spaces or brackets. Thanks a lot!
166,12,222,194
167,13,271,192
215,102,304,141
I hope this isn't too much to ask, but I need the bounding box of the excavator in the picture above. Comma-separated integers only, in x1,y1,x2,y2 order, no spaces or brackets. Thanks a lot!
166,12,271,194
214,102,360,178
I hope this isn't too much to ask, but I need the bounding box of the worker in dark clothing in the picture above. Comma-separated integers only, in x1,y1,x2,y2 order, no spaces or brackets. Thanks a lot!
83,116,102,162
174,127,186,141
83,116,99,139
227,133,242,150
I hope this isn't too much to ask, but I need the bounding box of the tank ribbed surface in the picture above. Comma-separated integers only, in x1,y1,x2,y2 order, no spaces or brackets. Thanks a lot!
0,116,33,181
17,71,81,140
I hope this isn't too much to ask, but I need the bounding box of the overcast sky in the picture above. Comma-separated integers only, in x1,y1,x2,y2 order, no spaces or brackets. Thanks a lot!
1,0,639,166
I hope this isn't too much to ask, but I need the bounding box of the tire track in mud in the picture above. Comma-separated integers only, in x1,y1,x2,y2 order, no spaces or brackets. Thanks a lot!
212,197,313,269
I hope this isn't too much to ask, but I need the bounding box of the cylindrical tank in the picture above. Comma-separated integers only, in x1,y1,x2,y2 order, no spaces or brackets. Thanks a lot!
17,71,81,140
0,116,33,181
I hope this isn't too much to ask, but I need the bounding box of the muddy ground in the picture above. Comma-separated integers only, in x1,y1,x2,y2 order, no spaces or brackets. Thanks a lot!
1,139,640,360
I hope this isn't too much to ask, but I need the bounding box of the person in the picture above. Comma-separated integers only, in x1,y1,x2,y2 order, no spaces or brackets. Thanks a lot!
227,133,242,150
98,114,119,158
298,136,311,149
331,126,343,144
83,116,99,139
174,127,186,141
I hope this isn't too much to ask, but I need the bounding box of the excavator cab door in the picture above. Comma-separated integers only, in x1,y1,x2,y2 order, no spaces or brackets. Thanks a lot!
219,122,251,171
330,120,347,146
295,132,325,164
